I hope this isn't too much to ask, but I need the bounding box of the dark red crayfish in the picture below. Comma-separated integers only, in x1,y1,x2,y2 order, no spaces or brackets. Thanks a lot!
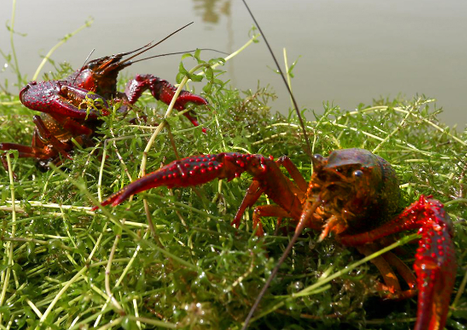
94,148,456,330
0,32,207,172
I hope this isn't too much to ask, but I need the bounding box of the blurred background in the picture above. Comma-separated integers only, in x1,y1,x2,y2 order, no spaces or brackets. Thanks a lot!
1,0,466,127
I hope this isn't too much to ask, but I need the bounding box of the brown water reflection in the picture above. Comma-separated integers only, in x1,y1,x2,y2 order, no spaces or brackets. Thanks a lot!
194,0,231,24
1,0,465,127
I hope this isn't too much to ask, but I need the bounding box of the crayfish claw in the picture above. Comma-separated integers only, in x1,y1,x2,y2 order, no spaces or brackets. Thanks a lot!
20,81,109,119
412,202,456,330
124,74,207,129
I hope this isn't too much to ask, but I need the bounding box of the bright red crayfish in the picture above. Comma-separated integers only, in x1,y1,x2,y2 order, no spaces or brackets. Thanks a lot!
0,29,207,172
94,148,456,330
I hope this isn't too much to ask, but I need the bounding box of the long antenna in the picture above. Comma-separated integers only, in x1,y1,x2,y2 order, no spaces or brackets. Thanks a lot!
240,1,315,328
72,49,95,84
75,22,197,79
129,49,229,65
122,22,195,64
241,0,312,157
242,201,319,330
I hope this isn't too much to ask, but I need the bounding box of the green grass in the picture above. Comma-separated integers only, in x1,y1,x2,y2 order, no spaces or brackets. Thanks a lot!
1,19,467,330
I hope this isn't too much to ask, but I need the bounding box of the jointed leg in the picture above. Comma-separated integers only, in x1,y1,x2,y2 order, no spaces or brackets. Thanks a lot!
32,116,72,160
357,245,417,300
232,156,308,230
276,156,308,192
252,204,293,236
232,180,264,228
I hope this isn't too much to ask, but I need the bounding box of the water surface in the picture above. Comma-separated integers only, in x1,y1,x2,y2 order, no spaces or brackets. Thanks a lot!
1,0,465,127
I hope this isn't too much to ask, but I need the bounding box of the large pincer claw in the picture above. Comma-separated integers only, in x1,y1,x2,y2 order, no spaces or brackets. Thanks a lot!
412,197,456,330
20,81,110,119
124,74,208,129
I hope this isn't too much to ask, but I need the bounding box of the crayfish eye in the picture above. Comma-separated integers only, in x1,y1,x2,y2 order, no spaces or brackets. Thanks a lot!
312,154,325,170
353,170,364,178
313,154,323,162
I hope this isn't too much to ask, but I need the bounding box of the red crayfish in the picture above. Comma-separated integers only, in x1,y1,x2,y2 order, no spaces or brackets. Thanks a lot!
94,148,456,330
0,25,208,172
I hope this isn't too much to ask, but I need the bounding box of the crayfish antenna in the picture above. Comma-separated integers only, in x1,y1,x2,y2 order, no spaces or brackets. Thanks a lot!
75,22,196,80
120,22,195,65
241,0,311,158
129,48,229,66
241,200,320,330
240,1,314,328
72,49,95,85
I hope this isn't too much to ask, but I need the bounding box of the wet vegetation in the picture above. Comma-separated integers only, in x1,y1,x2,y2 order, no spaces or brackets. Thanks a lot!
1,11,467,330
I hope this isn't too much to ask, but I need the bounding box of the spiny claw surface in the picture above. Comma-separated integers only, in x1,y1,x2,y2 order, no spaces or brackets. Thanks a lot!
412,198,456,330
19,81,110,119
108,154,228,207
339,196,456,330
94,152,286,211
95,153,236,210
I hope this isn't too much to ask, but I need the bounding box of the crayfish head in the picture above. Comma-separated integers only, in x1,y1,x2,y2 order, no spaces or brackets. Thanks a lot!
68,54,128,99
311,148,400,237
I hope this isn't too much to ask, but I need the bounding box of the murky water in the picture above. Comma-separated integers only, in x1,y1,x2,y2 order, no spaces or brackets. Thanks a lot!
1,0,466,127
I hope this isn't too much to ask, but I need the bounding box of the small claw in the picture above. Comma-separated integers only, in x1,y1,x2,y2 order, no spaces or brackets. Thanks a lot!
20,81,110,119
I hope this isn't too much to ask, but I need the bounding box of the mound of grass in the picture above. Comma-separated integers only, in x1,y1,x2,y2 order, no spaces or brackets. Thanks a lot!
0,29,466,330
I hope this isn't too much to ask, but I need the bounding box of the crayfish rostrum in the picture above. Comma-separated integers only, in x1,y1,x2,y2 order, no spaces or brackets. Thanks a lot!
95,148,456,330
0,33,207,172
